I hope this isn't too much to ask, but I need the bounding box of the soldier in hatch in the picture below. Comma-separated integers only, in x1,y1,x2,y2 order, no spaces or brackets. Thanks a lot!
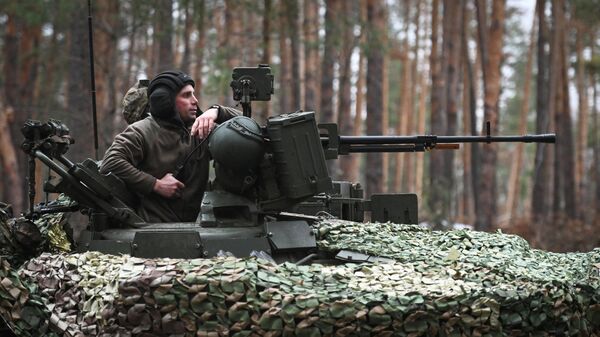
99,71,239,222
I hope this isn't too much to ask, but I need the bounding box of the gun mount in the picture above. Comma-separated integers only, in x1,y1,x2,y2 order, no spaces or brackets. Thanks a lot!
21,119,144,227
19,65,556,263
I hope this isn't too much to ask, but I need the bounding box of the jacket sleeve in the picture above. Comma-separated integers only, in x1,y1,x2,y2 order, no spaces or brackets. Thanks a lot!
214,105,241,124
99,124,156,195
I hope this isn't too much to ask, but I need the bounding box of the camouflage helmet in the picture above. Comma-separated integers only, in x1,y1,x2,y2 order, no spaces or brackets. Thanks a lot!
122,80,149,124
209,116,265,172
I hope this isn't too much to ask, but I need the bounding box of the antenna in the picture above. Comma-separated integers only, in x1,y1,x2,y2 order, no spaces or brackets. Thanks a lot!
87,0,99,160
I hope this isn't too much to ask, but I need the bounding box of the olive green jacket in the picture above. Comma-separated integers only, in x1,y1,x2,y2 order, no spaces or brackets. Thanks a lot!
99,106,239,223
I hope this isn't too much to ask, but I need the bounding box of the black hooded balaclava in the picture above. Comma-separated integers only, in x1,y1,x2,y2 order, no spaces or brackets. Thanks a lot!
148,70,195,120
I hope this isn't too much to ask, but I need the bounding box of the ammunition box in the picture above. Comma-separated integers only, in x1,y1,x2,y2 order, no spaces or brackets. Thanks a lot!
267,111,332,200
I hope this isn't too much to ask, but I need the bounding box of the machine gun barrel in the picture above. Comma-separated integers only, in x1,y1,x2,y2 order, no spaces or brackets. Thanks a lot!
318,122,555,157
339,133,556,145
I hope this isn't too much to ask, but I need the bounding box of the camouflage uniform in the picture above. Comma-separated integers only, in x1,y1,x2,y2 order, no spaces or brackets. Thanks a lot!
122,81,149,124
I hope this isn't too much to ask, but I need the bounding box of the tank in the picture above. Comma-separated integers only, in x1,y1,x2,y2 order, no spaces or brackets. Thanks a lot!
5,66,598,337
13,66,556,263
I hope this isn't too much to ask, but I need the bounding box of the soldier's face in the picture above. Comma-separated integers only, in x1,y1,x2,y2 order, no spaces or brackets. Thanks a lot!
175,84,199,123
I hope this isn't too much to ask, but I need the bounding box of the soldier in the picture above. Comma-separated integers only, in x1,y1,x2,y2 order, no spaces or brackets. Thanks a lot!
100,71,240,223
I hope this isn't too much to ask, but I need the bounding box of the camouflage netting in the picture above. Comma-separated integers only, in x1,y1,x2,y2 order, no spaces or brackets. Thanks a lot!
0,256,60,337
0,195,72,266
1,218,599,336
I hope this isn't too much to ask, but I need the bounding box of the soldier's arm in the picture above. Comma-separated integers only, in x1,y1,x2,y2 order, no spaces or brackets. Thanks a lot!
191,105,242,139
99,125,156,195
214,105,241,123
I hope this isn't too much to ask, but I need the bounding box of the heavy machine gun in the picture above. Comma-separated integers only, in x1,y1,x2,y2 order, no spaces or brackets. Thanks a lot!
19,65,555,262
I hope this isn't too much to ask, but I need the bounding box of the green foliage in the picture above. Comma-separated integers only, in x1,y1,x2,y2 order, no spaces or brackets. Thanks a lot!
122,0,155,28
204,49,232,98
0,0,49,26
572,0,600,27
586,55,600,75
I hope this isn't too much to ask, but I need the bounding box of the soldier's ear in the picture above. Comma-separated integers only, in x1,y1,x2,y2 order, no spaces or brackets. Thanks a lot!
149,86,175,119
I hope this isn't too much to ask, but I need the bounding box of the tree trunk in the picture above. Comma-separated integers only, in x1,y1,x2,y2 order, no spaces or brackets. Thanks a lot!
475,0,504,231
320,0,340,124
365,0,386,197
415,64,429,200
213,4,227,103
470,18,482,226
193,0,206,103
67,0,94,163
0,106,23,213
3,8,42,214
18,26,41,111
574,24,588,219
156,0,174,72
394,2,411,193
537,0,559,248
506,7,536,222
37,4,66,113
442,0,463,219
381,53,390,193
94,0,121,149
262,0,272,66
338,0,358,181
1,7,42,109
224,0,242,106
592,37,600,221
172,5,183,67
351,0,368,183
320,0,342,178
3,15,19,108
123,11,138,93
146,14,156,75
245,5,262,65
405,0,421,194
593,70,600,220
461,1,475,224
180,0,194,74
532,0,552,227
415,0,430,201
303,0,319,112
351,52,366,185
551,18,562,220
257,0,272,122
285,1,301,110
428,0,448,225
552,0,576,219
278,1,292,115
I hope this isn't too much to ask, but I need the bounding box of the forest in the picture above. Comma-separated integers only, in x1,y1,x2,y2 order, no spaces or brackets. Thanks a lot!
0,0,599,252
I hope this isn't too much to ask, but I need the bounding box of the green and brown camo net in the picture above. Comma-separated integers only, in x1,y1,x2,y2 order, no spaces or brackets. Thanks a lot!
1,218,599,336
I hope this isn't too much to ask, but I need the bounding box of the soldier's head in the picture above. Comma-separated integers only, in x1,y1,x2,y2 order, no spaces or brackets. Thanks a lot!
148,71,198,123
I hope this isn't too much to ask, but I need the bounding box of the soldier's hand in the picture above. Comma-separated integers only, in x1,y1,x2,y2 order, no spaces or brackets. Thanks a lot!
153,173,185,199
191,107,219,139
